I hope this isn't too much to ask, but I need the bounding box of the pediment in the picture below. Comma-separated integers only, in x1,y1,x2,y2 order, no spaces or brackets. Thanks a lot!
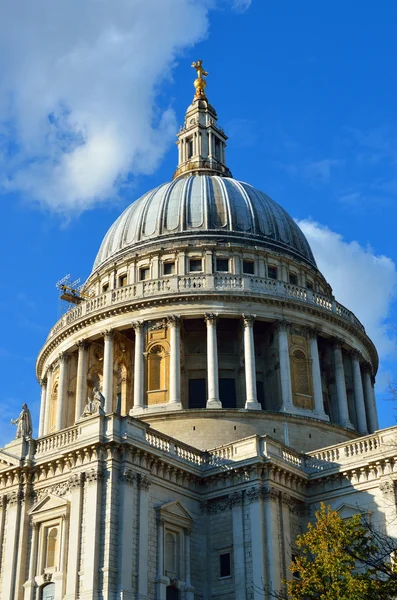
157,500,193,528
334,503,370,520
29,493,69,516
0,450,21,470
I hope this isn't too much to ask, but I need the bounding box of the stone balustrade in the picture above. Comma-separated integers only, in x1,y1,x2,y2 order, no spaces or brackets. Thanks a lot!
35,426,79,456
47,274,365,340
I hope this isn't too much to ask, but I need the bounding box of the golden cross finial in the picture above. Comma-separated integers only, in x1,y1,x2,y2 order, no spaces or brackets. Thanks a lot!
192,59,208,98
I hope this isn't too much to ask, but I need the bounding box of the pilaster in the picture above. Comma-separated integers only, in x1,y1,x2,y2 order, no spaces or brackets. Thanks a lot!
64,473,85,600
136,474,152,600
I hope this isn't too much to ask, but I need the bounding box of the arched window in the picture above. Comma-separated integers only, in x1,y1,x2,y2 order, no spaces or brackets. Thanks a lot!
148,345,166,391
42,583,56,600
291,348,313,408
45,527,58,568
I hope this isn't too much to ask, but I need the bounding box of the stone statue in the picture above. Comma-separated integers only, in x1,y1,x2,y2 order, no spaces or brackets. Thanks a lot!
83,386,105,417
192,59,208,98
11,404,33,439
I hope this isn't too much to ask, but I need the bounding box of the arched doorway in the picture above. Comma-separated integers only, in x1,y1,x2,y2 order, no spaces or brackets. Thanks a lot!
42,582,55,600
166,586,179,600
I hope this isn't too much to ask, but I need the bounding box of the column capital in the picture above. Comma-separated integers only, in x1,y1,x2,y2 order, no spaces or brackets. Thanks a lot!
274,319,292,332
138,474,152,490
102,328,114,340
132,320,144,332
76,338,88,350
40,377,48,387
332,337,344,350
362,361,373,375
58,351,68,363
305,326,322,339
167,315,181,327
349,349,363,362
204,312,218,325
242,314,256,327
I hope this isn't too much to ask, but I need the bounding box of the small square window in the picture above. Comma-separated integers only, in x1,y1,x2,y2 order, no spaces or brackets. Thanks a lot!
268,266,277,280
243,260,255,275
140,267,150,281
164,262,175,275
289,273,298,285
119,274,127,287
216,258,229,272
189,258,203,272
102,283,109,293
219,552,231,578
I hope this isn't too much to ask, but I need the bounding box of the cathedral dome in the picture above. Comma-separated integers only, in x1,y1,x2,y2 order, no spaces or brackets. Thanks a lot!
93,175,316,271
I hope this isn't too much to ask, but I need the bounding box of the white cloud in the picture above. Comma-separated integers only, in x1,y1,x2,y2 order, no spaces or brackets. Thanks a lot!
0,0,243,215
297,219,397,360
305,159,342,182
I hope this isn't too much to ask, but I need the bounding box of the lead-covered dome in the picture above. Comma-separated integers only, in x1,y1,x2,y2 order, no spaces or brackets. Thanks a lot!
93,175,316,271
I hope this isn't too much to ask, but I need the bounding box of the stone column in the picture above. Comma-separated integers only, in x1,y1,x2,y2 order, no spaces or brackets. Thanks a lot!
137,475,151,600
243,315,261,410
277,322,293,411
44,365,53,435
248,487,266,600
23,521,39,600
168,316,182,408
208,130,213,157
155,517,166,600
184,528,194,600
133,321,145,411
75,340,88,422
56,353,68,431
118,469,136,599
38,377,47,437
205,314,222,408
308,331,328,420
363,367,378,433
80,469,103,600
64,473,84,600
333,341,353,428
232,492,246,600
102,330,114,413
263,489,281,597
351,352,368,434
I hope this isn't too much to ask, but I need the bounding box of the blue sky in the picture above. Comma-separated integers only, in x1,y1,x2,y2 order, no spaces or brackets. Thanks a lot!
1,0,397,444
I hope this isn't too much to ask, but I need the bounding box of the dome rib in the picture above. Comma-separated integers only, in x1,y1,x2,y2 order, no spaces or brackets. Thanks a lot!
92,175,317,271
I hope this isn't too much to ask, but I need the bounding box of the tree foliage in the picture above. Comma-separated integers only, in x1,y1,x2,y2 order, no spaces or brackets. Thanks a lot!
286,503,397,600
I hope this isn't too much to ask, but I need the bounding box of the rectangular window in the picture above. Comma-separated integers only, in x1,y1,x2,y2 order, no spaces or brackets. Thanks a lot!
187,138,194,159
306,280,313,290
243,260,255,275
163,262,175,275
216,258,229,272
189,258,203,272
140,267,150,281
268,266,277,280
289,273,298,285
119,274,127,287
102,283,109,292
219,552,231,578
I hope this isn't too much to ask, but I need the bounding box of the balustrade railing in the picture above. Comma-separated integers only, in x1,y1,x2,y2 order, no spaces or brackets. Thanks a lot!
36,427,79,455
47,274,365,339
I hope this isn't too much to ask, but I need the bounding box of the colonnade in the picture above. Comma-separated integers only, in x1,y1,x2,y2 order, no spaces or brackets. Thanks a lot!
38,315,378,438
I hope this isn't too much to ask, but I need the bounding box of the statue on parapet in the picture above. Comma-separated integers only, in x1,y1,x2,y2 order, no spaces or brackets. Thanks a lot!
82,386,105,417
11,404,33,439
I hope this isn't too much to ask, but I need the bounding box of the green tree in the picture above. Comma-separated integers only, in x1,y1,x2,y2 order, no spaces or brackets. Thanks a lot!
286,503,397,600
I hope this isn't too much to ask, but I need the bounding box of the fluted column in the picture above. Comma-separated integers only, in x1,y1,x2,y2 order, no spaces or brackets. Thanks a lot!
309,331,329,420
102,330,114,413
168,316,182,408
243,315,261,410
56,353,68,431
333,341,353,428
277,321,293,411
44,365,53,435
75,340,88,422
363,367,378,433
351,351,368,434
205,313,221,408
133,321,145,411
38,377,47,437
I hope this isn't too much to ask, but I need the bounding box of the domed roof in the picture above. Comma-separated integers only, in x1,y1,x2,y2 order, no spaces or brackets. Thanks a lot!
93,175,316,271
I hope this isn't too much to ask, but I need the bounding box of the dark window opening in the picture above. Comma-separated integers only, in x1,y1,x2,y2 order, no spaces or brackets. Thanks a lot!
243,260,255,275
187,139,194,159
140,267,150,281
268,266,277,280
164,262,175,275
256,380,265,409
166,587,180,600
306,280,313,290
188,379,206,408
102,283,109,293
215,137,221,160
220,379,236,408
289,273,298,285
119,274,127,287
189,258,203,272
219,552,231,578
216,258,229,272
